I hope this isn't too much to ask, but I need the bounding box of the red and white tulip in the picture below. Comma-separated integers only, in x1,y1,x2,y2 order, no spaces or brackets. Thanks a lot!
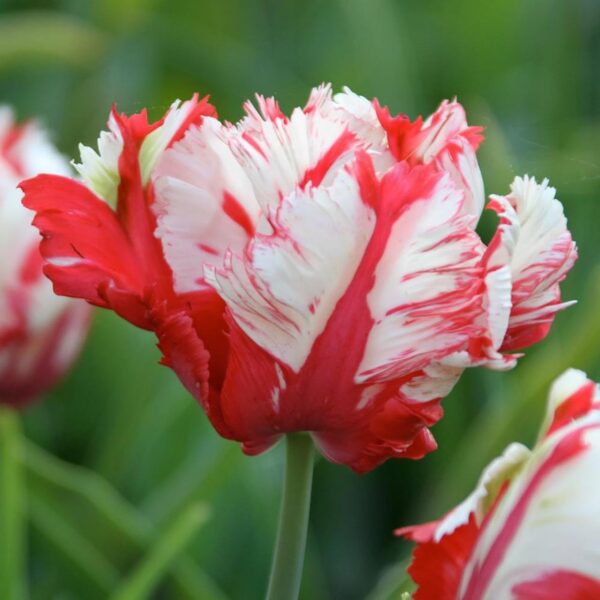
398,369,600,599
21,86,576,471
0,109,90,407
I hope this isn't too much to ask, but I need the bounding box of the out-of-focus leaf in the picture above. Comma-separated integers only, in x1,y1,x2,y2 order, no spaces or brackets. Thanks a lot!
95,0,158,30
109,503,209,600
0,12,108,70
28,493,120,597
141,439,240,526
24,441,227,599
365,558,415,600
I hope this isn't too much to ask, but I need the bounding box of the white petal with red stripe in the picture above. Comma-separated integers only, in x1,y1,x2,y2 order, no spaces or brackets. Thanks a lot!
357,172,484,383
228,99,363,215
205,167,376,372
452,370,600,599
154,117,260,294
493,176,577,350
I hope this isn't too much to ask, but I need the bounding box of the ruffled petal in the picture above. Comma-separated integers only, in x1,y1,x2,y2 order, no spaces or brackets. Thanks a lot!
356,165,485,383
489,176,577,352
73,96,215,206
21,175,151,327
376,99,485,219
228,92,365,214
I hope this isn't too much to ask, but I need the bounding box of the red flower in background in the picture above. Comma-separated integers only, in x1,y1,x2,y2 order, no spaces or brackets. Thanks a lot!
397,369,600,600
21,86,576,471
0,109,90,408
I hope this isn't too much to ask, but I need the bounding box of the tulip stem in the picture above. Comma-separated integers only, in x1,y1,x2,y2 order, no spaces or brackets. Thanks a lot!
0,407,26,600
266,433,315,600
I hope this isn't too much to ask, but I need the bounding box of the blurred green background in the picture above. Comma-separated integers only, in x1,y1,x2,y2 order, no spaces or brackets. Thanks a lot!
1,0,599,598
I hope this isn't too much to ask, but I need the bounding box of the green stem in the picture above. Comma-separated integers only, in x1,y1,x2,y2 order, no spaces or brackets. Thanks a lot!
266,434,315,600
0,407,25,600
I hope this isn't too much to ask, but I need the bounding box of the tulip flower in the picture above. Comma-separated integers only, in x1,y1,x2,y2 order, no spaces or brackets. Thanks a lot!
0,109,90,408
398,369,600,599
20,86,577,471
20,87,576,599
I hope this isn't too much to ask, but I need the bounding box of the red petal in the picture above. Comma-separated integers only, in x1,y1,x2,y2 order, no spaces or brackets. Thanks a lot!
546,380,598,437
512,570,600,600
400,514,480,600
20,174,150,326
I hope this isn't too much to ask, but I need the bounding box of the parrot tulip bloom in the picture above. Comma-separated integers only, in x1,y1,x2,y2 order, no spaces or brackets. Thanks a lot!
21,86,576,471
398,369,600,599
0,109,90,408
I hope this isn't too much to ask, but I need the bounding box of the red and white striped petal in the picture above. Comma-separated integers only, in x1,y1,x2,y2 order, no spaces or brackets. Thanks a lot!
205,163,376,372
451,187,520,369
153,117,260,294
139,96,216,183
377,99,485,219
227,95,364,215
398,442,530,547
0,294,90,408
0,186,39,333
206,157,490,471
306,85,391,164
0,113,82,337
356,169,485,383
539,368,600,438
458,416,600,598
490,176,577,352
401,370,600,600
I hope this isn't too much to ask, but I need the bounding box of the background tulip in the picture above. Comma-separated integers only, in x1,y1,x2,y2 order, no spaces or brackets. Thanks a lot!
0,109,90,408
398,369,600,599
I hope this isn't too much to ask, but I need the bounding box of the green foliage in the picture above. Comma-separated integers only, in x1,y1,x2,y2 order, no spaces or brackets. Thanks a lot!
0,0,598,598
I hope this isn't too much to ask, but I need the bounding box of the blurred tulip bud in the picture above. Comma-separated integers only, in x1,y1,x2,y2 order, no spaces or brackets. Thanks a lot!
0,109,90,408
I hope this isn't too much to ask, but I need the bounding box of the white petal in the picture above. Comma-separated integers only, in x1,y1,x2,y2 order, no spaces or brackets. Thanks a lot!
332,86,389,150
400,363,464,402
